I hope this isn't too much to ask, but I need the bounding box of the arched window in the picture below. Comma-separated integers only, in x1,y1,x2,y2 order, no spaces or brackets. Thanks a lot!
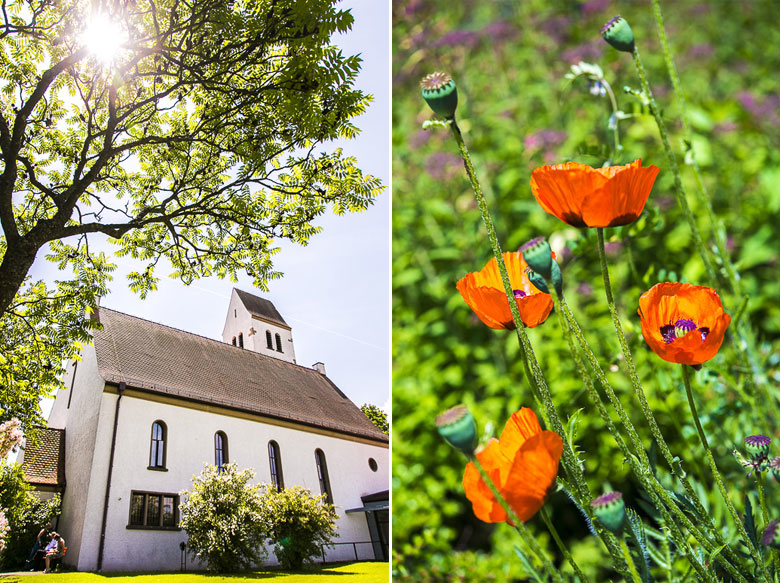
231,336,236,346
149,421,167,469
268,441,284,490
215,431,228,470
275,333,283,352
314,449,332,504
238,333,243,348
266,331,273,349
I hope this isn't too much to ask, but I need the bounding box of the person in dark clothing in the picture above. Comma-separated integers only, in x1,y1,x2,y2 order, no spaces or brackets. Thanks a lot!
24,525,52,571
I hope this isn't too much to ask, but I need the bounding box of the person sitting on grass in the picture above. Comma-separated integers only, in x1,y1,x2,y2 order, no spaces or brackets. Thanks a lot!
43,532,65,573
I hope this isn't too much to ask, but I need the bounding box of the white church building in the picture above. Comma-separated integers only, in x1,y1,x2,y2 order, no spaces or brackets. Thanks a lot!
21,288,389,571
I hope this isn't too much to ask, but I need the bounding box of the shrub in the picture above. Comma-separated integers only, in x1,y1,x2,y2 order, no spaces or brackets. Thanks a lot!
361,403,389,434
261,486,338,570
0,462,61,569
179,464,267,573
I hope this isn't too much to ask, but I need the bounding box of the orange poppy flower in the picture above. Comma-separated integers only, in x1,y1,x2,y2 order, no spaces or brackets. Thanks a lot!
456,252,553,329
530,159,660,228
463,408,563,524
638,282,731,365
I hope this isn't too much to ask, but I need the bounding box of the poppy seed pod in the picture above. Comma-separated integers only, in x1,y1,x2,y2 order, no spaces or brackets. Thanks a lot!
528,260,563,298
762,520,780,549
744,435,772,462
436,405,478,454
591,491,626,535
601,16,635,53
421,72,458,119
520,237,553,279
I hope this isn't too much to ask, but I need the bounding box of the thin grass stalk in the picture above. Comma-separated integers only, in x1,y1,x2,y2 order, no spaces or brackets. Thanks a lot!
468,454,565,583
680,364,769,579
630,46,717,285
540,506,591,583
757,473,770,525
619,538,644,583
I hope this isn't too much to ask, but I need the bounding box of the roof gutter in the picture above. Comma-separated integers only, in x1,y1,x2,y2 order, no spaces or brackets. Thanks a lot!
97,381,125,571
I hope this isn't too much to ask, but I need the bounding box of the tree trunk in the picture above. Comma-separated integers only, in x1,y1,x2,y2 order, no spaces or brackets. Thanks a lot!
0,238,41,316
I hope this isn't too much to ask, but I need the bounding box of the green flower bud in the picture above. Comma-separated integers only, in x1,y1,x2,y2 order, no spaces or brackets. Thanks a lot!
435,405,477,454
601,16,635,53
421,72,458,119
520,237,553,279
762,520,780,549
744,434,771,462
527,260,563,297
591,491,626,535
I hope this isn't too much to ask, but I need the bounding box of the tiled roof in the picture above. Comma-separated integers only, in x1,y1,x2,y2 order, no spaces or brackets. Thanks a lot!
234,289,289,328
92,308,387,443
22,427,66,487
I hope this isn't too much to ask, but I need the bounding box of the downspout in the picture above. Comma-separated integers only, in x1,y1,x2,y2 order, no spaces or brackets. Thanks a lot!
97,381,125,571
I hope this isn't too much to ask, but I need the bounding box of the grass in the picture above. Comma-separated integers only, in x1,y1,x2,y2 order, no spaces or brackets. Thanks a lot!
1,562,389,583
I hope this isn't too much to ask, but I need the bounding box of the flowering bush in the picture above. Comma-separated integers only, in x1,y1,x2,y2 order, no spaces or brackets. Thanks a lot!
179,464,268,573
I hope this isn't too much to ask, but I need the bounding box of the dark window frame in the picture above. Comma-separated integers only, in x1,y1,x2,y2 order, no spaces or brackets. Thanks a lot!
314,448,333,504
148,421,167,470
275,333,283,352
268,440,284,490
238,333,244,348
127,490,180,530
266,330,273,349
232,336,236,346
215,431,229,470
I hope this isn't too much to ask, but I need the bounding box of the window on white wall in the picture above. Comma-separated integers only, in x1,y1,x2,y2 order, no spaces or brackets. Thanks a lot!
266,330,273,349
215,431,229,470
149,421,167,470
268,441,284,489
128,491,179,529
314,449,333,504
238,333,244,348
275,333,283,352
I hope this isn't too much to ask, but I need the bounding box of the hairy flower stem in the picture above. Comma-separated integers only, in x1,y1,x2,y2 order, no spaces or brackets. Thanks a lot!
630,47,717,285
619,539,643,583
446,118,589,501
468,454,565,583
681,365,769,579
596,230,715,521
551,289,740,583
757,473,770,525
649,0,738,296
540,506,591,583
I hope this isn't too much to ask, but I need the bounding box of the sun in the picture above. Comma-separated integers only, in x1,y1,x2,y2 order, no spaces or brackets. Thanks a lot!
82,14,127,66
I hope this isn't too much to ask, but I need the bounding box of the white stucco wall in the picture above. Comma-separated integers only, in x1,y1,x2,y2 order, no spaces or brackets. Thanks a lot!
44,344,111,570
221,289,297,364
95,393,388,571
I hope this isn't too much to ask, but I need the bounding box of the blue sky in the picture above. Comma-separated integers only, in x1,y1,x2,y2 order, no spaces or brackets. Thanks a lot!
28,0,390,413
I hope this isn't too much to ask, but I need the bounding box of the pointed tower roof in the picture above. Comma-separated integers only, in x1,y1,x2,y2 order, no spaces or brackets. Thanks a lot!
234,288,289,328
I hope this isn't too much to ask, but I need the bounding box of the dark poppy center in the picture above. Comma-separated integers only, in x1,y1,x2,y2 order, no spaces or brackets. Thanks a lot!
513,289,527,299
660,318,709,344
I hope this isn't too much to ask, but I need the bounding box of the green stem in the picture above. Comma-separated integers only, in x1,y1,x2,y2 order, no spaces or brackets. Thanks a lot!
549,287,736,583
558,296,748,583
681,364,769,579
596,229,711,520
631,46,717,285
540,506,591,583
596,75,621,162
757,472,770,525
650,0,740,297
469,454,565,583
447,118,590,502
619,539,643,583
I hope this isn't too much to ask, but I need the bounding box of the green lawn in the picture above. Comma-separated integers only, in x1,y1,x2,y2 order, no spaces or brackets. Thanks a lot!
1,562,388,583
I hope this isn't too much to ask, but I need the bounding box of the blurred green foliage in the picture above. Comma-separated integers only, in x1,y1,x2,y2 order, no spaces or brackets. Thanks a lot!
392,0,780,580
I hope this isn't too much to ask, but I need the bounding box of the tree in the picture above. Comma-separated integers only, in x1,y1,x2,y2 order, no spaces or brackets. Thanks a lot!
361,403,388,434
0,0,383,428
260,485,337,570
178,463,268,572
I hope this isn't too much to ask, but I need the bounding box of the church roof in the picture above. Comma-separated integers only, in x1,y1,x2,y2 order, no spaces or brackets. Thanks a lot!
234,289,289,327
21,427,66,487
92,308,387,443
